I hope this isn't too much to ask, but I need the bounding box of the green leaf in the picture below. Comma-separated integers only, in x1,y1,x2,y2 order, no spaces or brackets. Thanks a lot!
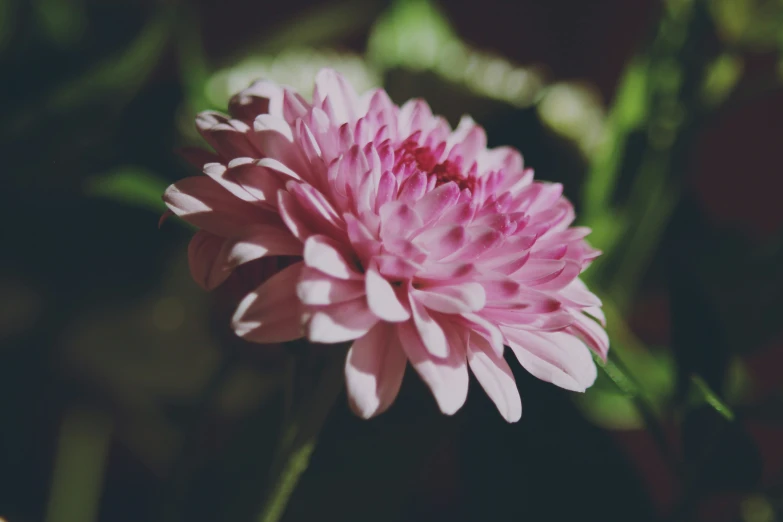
48,10,170,111
45,408,113,522
367,0,458,71
582,59,648,222
689,374,735,421
84,166,168,213
575,390,644,430
33,0,86,47
702,54,743,107
0,0,17,54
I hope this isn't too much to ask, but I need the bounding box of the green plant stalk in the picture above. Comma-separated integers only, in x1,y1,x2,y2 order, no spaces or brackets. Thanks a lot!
256,354,345,522
45,408,113,522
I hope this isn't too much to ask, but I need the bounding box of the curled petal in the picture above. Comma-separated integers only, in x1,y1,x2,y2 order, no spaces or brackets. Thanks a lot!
232,262,305,343
468,333,522,422
409,292,449,358
313,68,359,125
306,297,379,343
297,266,365,305
504,328,597,392
164,176,279,237
366,267,410,322
188,230,231,290
345,323,407,418
223,224,303,268
397,320,468,415
412,283,486,314
303,234,361,280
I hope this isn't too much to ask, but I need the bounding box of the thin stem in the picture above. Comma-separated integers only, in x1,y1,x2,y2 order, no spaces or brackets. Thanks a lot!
256,353,345,522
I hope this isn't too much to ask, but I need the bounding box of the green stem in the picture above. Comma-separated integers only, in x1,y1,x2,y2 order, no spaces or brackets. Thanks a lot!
256,353,345,522
258,440,319,522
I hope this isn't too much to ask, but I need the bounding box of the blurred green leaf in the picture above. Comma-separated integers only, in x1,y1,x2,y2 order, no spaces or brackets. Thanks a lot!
45,408,112,522
250,0,383,56
49,11,169,111
175,7,212,113
576,390,644,430
368,0,457,71
689,375,735,421
710,0,783,50
33,0,86,47
537,82,607,156
740,495,776,522
0,0,15,54
84,166,168,213
4,9,171,138
368,0,544,108
701,53,743,107
582,59,649,225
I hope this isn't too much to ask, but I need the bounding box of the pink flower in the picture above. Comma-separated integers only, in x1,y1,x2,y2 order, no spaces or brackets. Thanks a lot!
164,69,608,422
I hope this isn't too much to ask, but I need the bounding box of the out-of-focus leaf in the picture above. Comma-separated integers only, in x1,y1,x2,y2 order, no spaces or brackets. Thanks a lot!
603,298,675,400
575,390,644,430
701,53,743,107
205,49,380,111
4,9,170,139
84,166,168,214
689,374,735,421
368,0,544,108
254,0,383,55
175,7,211,113
710,0,783,50
578,297,676,434
0,0,16,54
726,357,752,404
45,408,112,522
582,59,648,224
368,0,457,71
740,495,776,522
537,82,607,156
48,10,169,111
614,58,650,130
33,0,86,47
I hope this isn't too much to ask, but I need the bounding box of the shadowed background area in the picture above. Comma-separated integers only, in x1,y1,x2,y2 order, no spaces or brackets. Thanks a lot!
2,0,783,521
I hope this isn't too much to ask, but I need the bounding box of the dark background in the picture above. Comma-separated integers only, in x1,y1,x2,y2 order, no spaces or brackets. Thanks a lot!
2,0,783,521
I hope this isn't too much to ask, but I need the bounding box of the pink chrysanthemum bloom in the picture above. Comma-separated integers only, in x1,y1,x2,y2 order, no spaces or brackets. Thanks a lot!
164,69,608,422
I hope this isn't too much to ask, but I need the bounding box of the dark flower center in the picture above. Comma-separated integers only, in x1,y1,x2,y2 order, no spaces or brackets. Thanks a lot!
394,138,475,193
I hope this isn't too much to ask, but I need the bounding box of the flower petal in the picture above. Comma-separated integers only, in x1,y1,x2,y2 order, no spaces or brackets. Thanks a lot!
303,234,361,280
568,312,609,361
467,333,522,422
413,181,461,226
306,297,379,343
222,224,303,269
313,68,359,125
164,176,280,237
504,327,597,392
232,262,305,343
397,320,468,415
412,282,486,314
296,266,365,305
345,323,407,418
366,267,410,322
187,230,231,290
409,292,449,358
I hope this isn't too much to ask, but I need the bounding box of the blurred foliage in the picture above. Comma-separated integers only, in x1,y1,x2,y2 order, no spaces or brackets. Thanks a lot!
3,0,783,521
85,166,170,214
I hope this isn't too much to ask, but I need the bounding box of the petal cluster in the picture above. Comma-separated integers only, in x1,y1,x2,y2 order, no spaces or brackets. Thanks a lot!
164,69,608,422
